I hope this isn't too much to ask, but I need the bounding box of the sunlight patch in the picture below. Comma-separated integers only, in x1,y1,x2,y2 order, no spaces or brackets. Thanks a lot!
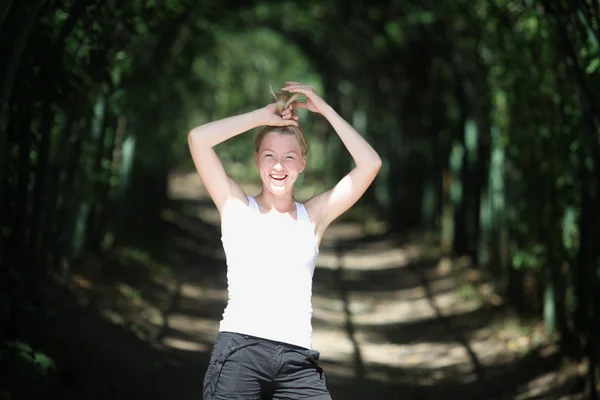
311,292,480,326
163,337,210,352
101,309,125,325
180,283,227,301
316,245,422,271
167,313,219,336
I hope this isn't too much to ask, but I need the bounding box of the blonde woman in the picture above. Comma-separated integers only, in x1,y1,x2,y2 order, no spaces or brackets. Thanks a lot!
188,81,381,400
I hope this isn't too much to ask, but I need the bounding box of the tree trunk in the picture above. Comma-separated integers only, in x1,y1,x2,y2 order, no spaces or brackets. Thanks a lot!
0,0,47,113
0,0,15,36
50,119,84,272
85,92,108,252
29,105,54,259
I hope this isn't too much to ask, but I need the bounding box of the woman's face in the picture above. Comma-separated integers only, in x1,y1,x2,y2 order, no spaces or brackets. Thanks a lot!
255,131,307,197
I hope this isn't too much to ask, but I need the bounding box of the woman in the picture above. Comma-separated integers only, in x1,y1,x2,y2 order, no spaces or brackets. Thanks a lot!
188,81,381,400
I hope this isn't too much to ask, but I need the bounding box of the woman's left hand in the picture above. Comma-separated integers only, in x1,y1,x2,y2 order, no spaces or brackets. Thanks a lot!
281,82,330,115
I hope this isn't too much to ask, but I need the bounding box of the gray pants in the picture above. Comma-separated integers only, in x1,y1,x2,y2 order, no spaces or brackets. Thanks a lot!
203,331,332,400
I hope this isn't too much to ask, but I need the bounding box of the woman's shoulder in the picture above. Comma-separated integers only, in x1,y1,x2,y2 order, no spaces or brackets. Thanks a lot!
301,194,326,223
221,196,251,219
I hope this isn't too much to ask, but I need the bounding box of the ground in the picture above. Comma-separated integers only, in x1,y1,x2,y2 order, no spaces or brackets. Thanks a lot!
4,171,589,400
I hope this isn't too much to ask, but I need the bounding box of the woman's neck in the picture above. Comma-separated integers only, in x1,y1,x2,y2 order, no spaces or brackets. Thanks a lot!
255,191,295,214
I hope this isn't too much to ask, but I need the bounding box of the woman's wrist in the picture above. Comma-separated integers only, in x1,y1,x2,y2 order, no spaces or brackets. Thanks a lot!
319,103,336,120
251,106,271,127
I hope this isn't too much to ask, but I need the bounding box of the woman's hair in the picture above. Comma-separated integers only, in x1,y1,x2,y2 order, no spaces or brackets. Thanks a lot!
255,92,309,156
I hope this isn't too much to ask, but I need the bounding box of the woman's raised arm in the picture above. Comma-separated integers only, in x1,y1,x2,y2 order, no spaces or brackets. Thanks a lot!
282,82,382,238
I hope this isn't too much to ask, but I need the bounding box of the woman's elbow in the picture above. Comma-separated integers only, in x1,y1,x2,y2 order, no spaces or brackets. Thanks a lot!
188,128,204,146
371,152,382,171
359,153,382,175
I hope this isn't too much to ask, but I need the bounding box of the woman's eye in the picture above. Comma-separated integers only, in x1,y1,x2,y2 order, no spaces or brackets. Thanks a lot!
285,156,295,160
265,154,273,158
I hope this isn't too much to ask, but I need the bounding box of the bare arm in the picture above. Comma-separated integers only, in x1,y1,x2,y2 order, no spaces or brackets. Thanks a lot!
188,104,297,213
283,82,382,239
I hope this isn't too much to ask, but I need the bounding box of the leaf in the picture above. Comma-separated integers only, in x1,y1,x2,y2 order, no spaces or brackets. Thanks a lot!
33,352,56,373
586,58,600,74
384,21,403,45
12,341,32,354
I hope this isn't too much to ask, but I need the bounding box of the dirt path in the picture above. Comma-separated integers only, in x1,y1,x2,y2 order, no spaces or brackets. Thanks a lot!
31,172,582,400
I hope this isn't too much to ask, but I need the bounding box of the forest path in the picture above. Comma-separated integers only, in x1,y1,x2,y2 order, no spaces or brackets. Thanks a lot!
36,171,580,400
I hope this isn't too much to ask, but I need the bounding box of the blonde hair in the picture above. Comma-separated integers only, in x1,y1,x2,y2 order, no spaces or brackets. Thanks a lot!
255,92,309,156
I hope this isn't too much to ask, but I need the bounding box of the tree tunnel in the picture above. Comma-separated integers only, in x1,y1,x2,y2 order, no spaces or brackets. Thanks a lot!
1,0,600,398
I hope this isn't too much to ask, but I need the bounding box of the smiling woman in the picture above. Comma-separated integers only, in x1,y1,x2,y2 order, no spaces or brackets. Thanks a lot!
187,82,381,400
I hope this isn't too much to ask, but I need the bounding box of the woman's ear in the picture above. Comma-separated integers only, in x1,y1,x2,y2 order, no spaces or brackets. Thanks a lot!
299,155,307,173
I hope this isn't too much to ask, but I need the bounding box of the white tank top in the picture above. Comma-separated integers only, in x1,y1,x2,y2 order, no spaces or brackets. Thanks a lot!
218,196,319,349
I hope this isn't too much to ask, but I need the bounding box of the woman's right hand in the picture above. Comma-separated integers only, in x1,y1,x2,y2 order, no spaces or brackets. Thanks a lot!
260,102,298,127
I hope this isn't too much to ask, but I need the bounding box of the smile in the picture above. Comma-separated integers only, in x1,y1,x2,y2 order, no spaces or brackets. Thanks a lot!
270,174,287,181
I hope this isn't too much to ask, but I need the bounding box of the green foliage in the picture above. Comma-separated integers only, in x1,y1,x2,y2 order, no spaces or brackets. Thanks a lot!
4,341,56,375
512,246,545,271
586,57,600,74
